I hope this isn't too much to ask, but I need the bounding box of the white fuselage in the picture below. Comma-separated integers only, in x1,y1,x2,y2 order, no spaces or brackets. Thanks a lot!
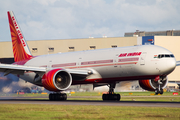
21,45,176,85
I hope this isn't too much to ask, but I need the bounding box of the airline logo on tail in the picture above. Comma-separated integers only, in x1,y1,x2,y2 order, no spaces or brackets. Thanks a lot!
11,16,26,47
7,11,32,62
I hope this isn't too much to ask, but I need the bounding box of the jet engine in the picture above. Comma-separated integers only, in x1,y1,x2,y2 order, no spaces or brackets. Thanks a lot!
42,69,72,92
139,76,168,94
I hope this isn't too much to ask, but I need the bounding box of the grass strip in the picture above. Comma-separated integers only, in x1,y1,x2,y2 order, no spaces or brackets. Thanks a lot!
0,104,179,120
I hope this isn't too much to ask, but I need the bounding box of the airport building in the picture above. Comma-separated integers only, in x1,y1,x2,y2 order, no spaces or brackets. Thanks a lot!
125,30,180,37
0,33,180,90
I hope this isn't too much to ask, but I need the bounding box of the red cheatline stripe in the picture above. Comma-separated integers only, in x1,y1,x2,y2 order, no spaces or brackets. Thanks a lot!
41,58,139,68
81,59,113,65
42,62,137,68
119,57,139,62
52,63,76,67
67,62,137,69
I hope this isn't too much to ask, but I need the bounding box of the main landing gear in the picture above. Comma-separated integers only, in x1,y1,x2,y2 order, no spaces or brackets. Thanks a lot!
49,93,67,101
102,83,121,101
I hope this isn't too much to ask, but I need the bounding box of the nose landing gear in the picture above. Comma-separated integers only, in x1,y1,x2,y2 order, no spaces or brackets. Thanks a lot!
155,79,164,95
155,81,163,95
155,88,163,95
102,83,121,101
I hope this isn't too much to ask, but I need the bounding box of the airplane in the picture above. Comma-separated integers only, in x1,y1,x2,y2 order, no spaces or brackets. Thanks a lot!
0,11,178,101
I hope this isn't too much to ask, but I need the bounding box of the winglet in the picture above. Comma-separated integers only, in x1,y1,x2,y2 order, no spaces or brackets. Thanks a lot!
7,11,32,62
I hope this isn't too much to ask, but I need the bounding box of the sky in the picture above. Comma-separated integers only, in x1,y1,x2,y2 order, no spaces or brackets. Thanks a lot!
0,0,180,42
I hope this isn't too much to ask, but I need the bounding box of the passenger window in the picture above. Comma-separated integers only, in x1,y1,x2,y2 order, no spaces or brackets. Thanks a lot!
161,55,164,58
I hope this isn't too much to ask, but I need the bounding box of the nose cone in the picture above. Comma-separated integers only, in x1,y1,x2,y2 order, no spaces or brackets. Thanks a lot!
166,59,176,74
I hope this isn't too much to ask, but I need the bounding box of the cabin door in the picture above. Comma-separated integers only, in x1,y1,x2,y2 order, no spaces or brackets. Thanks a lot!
140,52,147,65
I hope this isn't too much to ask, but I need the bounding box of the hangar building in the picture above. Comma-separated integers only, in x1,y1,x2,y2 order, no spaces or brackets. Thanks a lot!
0,34,180,89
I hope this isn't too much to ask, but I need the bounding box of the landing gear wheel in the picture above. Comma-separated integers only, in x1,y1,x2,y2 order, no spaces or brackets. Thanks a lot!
155,88,159,95
155,88,163,95
116,94,121,101
49,93,67,101
102,83,121,101
102,94,107,100
160,88,163,94
102,94,121,101
62,93,67,100
49,93,53,100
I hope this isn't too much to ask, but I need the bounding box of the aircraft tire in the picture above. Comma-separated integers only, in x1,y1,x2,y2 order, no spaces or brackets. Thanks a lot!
160,88,163,94
49,93,67,101
49,93,53,100
63,93,67,100
116,94,121,101
155,88,159,95
102,94,120,101
102,94,107,101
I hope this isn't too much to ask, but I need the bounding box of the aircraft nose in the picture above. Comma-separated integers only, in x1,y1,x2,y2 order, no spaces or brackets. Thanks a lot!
166,59,176,73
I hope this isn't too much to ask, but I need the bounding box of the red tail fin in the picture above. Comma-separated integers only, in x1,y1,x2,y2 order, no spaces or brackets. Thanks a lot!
7,11,32,62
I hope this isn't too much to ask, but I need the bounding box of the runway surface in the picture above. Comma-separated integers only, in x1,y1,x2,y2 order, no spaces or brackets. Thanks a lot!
0,98,179,108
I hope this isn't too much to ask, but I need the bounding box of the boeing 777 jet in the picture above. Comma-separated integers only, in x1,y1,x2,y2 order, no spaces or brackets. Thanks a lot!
0,11,178,101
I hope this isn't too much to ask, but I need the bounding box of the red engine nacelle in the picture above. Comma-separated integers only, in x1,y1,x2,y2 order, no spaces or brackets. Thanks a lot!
139,77,168,91
42,69,72,92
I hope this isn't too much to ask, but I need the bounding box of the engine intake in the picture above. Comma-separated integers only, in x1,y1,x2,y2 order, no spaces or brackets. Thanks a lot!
139,76,168,91
42,69,72,92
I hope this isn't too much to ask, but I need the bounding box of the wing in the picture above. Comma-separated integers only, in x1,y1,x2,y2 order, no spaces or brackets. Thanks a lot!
0,63,46,76
0,63,92,78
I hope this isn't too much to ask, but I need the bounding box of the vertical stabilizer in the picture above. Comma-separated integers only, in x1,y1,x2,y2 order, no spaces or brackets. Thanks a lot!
7,11,32,62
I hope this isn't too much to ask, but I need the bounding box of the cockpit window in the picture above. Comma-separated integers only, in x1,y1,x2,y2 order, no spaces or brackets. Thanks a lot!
165,55,170,57
170,54,174,57
158,54,174,58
